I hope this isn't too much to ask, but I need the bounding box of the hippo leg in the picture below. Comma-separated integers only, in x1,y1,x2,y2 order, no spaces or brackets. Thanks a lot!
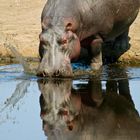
103,29,130,64
113,29,130,56
90,36,103,70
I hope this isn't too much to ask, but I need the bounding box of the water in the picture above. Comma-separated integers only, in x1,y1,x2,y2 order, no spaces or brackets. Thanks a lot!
0,63,140,140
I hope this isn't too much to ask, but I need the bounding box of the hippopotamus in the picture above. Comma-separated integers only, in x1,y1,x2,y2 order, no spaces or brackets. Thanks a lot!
37,0,140,77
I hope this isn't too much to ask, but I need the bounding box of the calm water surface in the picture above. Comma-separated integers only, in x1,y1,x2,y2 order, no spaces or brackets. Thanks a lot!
0,64,140,140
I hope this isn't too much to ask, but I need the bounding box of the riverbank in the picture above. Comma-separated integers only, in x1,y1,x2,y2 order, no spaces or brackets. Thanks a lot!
0,0,140,65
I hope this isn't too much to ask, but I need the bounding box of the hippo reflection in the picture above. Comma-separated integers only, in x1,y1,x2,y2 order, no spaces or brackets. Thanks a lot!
38,78,140,140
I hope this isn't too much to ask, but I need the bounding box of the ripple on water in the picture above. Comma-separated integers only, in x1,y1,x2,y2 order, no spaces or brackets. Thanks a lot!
0,64,38,81
0,62,102,80
0,63,140,81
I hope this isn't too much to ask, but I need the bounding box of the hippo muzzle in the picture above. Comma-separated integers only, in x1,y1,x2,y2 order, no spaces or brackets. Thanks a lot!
37,28,81,77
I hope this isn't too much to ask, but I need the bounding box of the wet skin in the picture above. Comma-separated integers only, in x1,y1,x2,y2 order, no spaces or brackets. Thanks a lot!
37,0,140,77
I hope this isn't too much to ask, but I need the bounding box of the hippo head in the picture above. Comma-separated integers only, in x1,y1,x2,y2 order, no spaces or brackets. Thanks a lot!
37,26,81,77
38,79,81,135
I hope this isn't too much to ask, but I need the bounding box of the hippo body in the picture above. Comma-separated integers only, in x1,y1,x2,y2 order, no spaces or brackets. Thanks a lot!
38,0,140,77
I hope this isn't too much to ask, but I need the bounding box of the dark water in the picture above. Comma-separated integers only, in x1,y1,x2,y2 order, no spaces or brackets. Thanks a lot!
0,64,140,140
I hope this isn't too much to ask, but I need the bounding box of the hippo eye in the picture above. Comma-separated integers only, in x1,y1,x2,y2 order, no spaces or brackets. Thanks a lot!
57,38,67,45
61,39,67,44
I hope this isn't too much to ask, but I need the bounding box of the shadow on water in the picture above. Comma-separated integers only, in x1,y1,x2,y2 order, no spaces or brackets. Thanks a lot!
0,63,140,139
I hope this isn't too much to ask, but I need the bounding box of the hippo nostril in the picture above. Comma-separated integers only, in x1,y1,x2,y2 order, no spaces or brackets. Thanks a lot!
54,70,60,76
58,37,67,45
42,71,48,77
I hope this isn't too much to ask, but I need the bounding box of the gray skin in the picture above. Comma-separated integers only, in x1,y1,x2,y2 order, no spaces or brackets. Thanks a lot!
37,0,140,77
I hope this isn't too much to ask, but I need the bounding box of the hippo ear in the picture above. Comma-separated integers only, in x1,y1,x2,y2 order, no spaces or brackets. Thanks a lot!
41,22,48,30
41,17,51,30
64,17,79,32
66,23,73,31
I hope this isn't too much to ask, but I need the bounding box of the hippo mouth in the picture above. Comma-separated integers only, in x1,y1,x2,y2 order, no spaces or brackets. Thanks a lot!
37,63,73,78
37,50,73,77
